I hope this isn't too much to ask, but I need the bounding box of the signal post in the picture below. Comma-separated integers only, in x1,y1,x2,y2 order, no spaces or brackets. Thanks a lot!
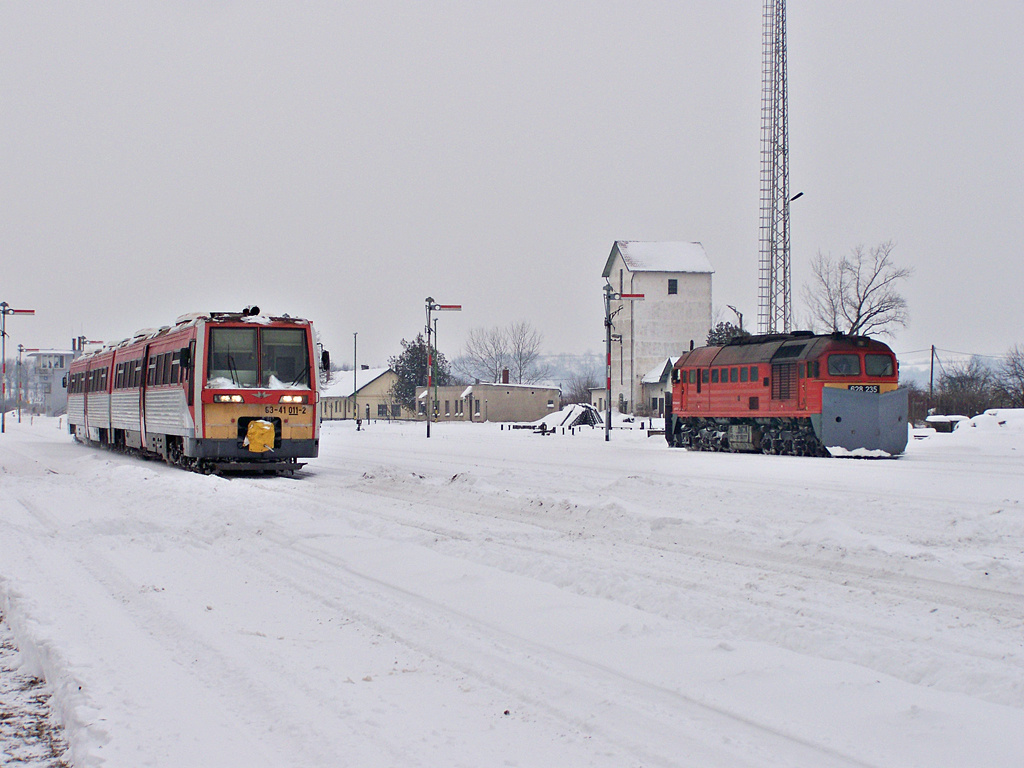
1,302,35,433
602,284,643,442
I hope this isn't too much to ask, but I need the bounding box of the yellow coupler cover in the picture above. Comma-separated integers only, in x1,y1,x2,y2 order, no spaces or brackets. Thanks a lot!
245,420,275,453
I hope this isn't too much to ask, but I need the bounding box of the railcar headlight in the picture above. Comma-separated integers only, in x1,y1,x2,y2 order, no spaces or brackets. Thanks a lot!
279,394,307,404
213,394,244,403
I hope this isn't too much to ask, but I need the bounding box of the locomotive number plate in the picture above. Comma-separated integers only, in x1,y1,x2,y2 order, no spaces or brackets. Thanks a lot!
264,405,309,416
848,384,880,393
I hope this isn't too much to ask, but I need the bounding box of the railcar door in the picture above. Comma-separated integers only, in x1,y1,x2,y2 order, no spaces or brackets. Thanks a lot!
139,345,151,449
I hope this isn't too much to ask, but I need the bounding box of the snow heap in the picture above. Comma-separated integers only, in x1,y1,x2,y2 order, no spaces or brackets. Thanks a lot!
954,408,1024,432
534,403,603,429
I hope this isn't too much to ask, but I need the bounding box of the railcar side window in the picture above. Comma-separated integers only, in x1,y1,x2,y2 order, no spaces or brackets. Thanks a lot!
261,328,310,388
208,328,259,387
750,366,758,380
865,354,894,377
711,369,719,384
689,370,696,384
730,367,739,383
828,354,861,376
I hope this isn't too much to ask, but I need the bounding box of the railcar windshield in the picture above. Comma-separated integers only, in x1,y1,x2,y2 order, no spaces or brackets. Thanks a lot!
827,354,861,376
207,328,259,387
207,326,310,388
261,328,309,387
865,353,895,377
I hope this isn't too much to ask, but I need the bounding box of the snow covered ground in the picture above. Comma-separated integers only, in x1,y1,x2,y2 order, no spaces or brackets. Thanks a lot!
1,412,1022,767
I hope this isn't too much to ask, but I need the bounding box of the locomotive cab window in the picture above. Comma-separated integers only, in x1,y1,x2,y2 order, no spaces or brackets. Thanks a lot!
865,354,894,377
827,354,861,376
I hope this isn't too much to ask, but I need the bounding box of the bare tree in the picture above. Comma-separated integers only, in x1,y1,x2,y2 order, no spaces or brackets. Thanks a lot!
507,321,550,384
454,326,510,383
455,321,549,384
936,358,996,417
803,241,912,336
995,344,1024,408
563,369,600,405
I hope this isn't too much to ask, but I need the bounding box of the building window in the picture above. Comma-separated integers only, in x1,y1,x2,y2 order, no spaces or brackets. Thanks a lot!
377,404,388,418
668,279,678,295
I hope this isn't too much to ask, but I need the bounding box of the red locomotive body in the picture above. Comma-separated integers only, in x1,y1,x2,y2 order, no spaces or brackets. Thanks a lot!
67,309,326,474
667,332,908,456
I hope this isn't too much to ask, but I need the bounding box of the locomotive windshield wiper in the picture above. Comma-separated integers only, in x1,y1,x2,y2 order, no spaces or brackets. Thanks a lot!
227,354,241,386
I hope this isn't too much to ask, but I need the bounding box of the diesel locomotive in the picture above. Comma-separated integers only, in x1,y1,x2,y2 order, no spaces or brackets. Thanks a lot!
666,331,908,456
66,308,328,474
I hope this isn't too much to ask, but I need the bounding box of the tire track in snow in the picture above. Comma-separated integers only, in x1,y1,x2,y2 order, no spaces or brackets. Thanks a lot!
252,465,1024,708
10,494,407,768
256,525,884,768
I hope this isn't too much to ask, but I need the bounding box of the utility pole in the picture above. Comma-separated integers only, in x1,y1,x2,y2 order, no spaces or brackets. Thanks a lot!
424,297,461,437
929,345,936,409
1,302,36,433
603,283,643,442
352,332,358,426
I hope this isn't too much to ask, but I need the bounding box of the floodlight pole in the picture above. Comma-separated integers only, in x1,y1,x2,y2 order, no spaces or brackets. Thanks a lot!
603,284,644,442
1,302,36,434
424,297,461,437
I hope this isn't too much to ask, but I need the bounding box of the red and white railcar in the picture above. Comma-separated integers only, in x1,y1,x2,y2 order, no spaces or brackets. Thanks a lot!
67,308,327,473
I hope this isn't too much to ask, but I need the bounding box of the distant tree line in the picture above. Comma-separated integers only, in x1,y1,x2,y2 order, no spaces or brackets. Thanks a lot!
904,345,1024,422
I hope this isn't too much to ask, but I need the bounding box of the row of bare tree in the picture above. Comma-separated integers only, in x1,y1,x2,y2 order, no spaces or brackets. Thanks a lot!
453,321,551,385
904,348,1024,421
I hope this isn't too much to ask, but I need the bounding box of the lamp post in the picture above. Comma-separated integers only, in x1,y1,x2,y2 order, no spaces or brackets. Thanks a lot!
1,302,35,434
424,297,461,437
602,284,643,442
727,305,744,333
17,345,39,424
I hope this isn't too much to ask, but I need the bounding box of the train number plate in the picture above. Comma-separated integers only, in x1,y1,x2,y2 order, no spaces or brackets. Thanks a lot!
848,384,880,393
264,405,309,416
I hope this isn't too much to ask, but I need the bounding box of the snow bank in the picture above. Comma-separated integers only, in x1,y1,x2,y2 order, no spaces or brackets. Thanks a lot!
955,408,1024,432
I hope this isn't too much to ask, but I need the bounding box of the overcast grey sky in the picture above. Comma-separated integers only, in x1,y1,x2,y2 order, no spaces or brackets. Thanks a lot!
3,1,1021,372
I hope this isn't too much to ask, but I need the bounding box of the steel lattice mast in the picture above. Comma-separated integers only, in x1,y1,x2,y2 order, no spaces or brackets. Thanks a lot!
758,0,791,334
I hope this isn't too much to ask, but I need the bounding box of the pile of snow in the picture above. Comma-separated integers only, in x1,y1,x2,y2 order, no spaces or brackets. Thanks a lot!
534,403,603,429
955,408,1024,432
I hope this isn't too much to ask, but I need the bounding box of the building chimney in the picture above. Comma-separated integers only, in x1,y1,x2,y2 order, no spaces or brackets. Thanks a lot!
502,369,509,384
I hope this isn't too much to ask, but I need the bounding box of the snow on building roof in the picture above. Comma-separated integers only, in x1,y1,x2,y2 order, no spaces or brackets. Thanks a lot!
602,241,714,277
322,367,392,398
641,358,675,385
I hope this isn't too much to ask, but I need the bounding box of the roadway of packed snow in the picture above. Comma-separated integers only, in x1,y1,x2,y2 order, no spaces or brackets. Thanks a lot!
1,411,1022,767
